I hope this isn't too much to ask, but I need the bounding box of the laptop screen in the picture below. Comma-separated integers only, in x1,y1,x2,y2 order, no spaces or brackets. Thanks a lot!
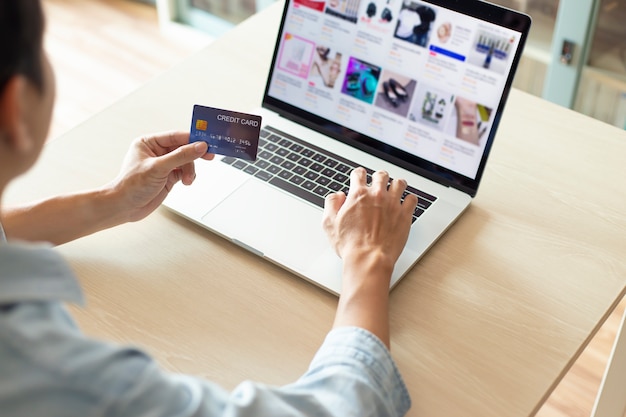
262,0,531,196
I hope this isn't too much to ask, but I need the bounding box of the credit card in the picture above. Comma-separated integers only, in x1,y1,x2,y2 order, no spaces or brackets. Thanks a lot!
189,105,262,161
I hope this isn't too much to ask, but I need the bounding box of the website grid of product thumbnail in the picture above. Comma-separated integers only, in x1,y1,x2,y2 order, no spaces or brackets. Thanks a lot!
267,0,522,180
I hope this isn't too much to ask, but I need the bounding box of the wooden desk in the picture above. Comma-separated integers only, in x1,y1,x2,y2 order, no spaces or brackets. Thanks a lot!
6,2,626,416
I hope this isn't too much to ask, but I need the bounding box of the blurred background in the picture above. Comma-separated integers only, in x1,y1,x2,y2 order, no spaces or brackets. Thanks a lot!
492,0,626,129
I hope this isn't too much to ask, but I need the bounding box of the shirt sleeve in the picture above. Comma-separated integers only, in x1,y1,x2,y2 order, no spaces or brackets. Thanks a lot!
112,327,411,417
286,326,412,417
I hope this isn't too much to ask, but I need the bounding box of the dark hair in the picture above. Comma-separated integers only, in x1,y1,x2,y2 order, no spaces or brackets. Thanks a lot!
0,0,45,94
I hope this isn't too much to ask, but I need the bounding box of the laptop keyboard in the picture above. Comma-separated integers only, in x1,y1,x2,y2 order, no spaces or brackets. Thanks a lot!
220,126,437,223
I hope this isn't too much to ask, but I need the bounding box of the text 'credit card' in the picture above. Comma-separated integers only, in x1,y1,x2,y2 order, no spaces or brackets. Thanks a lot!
190,104,262,161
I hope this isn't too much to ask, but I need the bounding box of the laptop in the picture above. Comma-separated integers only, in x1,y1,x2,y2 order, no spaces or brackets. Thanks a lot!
164,0,531,294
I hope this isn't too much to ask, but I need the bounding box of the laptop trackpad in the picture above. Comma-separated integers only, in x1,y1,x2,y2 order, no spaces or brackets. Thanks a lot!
200,180,329,272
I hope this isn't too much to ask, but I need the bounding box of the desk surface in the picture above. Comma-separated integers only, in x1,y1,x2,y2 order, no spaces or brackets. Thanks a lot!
7,2,626,416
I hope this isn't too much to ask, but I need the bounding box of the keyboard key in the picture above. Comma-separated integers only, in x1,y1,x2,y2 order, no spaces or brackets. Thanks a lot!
304,171,319,181
244,165,258,175
323,159,338,168
233,160,248,170
269,177,324,208
310,163,324,172
278,170,293,180
254,159,270,169
316,176,331,186
333,173,349,183
281,161,296,170
293,166,307,175
221,156,236,165
321,168,336,177
258,150,272,160
313,186,329,196
267,165,281,174
289,143,304,152
417,198,433,210
289,175,305,185
278,138,292,147
328,181,343,191
312,153,326,163
302,180,316,191
299,158,312,167
267,134,280,142
407,185,437,202
260,129,270,138
270,155,284,165
255,171,272,181
287,153,301,162
336,163,352,173
301,149,315,158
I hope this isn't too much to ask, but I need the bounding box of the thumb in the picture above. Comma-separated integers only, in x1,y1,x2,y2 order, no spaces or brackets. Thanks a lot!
322,191,346,229
154,141,208,175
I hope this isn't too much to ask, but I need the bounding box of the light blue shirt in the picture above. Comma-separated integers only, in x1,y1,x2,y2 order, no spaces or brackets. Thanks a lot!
0,241,411,417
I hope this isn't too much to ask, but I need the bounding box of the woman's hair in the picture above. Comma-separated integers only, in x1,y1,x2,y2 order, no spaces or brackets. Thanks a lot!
0,0,45,94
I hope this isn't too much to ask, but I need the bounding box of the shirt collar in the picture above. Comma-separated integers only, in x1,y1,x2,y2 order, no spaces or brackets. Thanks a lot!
0,242,84,305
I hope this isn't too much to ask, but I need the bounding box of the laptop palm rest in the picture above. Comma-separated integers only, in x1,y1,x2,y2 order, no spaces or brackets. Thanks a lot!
200,179,330,274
